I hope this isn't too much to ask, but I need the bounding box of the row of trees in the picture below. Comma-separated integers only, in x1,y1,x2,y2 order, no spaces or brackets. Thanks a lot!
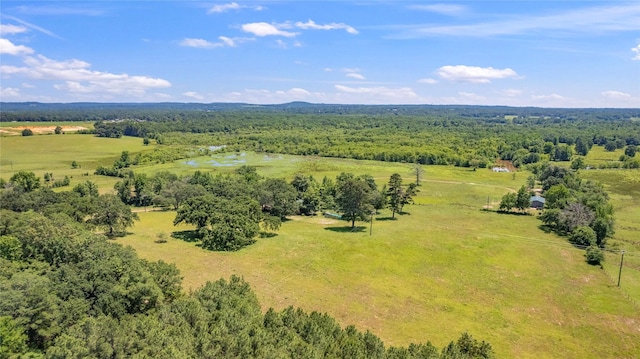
108,166,418,250
499,163,615,265
4,167,419,251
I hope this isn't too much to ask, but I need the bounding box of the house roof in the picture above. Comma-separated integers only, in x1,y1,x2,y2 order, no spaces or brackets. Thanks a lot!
530,195,546,203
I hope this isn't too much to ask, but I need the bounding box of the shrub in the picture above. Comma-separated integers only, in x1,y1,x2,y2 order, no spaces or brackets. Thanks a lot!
21,128,33,136
569,226,596,247
585,245,604,265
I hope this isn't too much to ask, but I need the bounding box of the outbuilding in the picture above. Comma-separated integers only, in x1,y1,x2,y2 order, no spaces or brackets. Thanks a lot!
530,195,546,210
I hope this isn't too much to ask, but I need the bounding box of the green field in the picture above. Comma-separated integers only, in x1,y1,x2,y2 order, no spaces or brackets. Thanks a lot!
0,133,154,193
3,134,640,358
123,155,640,358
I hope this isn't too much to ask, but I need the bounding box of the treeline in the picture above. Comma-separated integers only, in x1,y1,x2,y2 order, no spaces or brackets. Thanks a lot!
3,104,640,169
90,111,640,167
0,204,493,358
108,165,416,250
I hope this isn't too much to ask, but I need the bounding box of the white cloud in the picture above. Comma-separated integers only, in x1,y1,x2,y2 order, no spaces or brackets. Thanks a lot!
242,22,298,37
0,24,28,35
346,72,366,80
0,87,21,98
632,45,640,60
219,36,236,47
3,15,62,39
2,54,171,97
437,65,519,83
408,4,468,16
0,38,34,56
179,36,244,49
295,20,358,34
418,78,438,84
601,90,631,99
180,38,220,49
208,2,241,13
183,91,204,100
208,2,263,14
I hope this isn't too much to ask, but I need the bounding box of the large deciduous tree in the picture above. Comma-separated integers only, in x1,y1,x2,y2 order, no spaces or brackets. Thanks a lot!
335,173,375,229
9,172,40,193
89,194,139,237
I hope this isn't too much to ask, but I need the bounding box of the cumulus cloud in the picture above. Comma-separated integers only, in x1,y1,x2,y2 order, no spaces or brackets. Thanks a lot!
437,65,519,83
0,38,35,56
180,36,244,49
242,22,298,37
295,20,358,34
601,90,631,99
0,87,21,98
208,2,263,14
0,24,28,35
1,54,171,97
632,45,640,60
183,91,204,100
418,78,438,84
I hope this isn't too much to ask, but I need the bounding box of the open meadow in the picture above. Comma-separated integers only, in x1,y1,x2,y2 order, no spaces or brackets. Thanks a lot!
117,168,640,359
3,132,640,358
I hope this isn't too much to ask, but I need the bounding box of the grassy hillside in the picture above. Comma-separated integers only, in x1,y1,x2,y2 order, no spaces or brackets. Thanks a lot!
118,163,640,359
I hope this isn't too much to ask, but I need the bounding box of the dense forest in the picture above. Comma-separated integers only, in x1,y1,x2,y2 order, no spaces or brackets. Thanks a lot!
3,103,640,169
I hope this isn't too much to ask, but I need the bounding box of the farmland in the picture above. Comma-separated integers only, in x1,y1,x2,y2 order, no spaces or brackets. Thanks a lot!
2,128,639,358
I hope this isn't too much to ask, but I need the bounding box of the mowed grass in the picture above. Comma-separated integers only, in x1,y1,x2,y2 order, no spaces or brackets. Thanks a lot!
119,164,640,359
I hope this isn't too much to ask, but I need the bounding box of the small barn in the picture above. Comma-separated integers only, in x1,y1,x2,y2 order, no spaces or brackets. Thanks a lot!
530,195,545,210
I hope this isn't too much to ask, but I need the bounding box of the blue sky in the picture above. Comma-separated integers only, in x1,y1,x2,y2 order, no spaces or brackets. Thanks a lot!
1,1,639,107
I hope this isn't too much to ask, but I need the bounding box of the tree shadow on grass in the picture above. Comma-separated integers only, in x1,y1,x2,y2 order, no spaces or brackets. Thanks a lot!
325,226,367,233
375,217,398,221
259,231,278,238
495,210,531,216
537,224,554,234
171,230,200,243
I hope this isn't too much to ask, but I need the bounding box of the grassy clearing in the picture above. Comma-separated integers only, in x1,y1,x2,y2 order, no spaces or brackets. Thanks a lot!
0,134,152,193
583,146,624,167
119,163,640,359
